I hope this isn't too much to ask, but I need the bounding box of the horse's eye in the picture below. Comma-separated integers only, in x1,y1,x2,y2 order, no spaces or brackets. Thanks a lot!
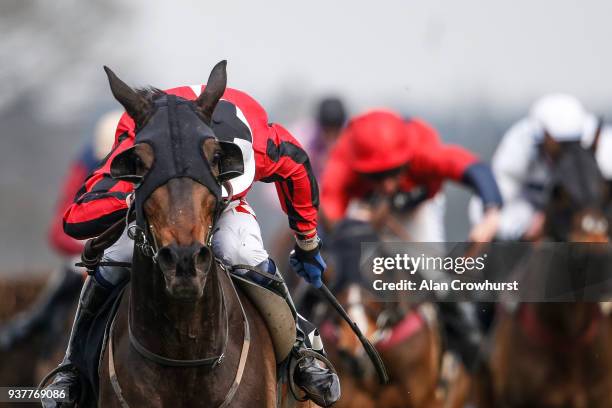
212,151,222,166
134,155,149,175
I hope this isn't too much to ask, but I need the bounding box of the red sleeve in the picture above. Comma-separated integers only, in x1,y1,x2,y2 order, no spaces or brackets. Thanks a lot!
406,119,478,181
410,143,479,183
320,138,355,223
48,161,89,255
63,116,135,239
257,123,319,235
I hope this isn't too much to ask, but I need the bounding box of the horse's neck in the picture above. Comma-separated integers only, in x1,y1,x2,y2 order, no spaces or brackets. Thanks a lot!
535,302,597,338
129,253,226,359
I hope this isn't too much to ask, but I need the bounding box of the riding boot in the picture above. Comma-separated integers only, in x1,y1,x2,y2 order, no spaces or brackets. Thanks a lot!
438,301,483,373
0,266,83,350
262,260,341,407
41,276,111,408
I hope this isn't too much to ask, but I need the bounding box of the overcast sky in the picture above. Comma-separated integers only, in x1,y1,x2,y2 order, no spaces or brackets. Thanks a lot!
1,0,611,268
123,0,612,115
2,0,612,120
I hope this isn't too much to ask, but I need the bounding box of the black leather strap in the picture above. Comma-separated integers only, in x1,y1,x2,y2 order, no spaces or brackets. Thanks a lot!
230,264,284,283
127,275,229,368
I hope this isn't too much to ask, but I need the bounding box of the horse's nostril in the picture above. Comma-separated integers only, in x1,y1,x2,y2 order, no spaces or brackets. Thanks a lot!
156,246,177,270
195,246,213,270
196,246,210,259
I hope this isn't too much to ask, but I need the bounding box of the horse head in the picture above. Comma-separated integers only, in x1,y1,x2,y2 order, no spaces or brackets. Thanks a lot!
542,134,609,243
106,61,243,301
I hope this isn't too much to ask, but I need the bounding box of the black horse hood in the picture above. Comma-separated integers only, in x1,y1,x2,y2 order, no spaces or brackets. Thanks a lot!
118,94,222,226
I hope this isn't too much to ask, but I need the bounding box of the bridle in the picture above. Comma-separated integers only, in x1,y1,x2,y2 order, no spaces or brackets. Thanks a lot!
126,180,233,262
107,179,252,408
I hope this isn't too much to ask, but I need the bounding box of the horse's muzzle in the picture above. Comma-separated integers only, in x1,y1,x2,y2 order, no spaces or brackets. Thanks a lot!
156,243,213,300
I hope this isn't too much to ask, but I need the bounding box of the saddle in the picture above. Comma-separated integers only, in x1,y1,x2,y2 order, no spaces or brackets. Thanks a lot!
229,273,296,362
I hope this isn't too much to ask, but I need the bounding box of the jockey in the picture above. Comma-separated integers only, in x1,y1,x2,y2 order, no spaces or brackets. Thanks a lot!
291,96,347,179
321,109,502,241
320,109,503,371
43,85,340,407
0,111,120,350
469,93,612,241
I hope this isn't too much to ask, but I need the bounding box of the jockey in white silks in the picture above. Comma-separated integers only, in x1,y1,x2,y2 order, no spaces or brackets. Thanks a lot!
470,93,612,241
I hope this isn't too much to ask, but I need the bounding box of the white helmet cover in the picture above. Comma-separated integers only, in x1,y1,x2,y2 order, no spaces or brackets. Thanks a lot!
529,93,587,142
94,110,124,160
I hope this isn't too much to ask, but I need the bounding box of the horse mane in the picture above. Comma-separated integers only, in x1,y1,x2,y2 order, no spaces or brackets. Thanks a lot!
136,87,166,103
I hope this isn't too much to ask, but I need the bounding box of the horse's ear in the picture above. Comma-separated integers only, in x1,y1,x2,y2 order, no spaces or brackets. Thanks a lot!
110,145,144,184
591,117,604,155
217,140,244,182
542,130,562,161
103,66,151,127
196,60,227,123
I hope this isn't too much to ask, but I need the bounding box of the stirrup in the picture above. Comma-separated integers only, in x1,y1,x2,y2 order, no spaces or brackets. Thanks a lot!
38,362,77,391
288,348,338,403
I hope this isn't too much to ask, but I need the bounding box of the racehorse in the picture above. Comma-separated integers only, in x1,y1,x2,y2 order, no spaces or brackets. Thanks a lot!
320,219,469,408
92,62,315,407
475,139,612,407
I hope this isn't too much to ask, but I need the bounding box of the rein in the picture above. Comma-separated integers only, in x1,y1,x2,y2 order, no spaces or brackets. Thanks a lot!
126,270,229,368
108,261,251,408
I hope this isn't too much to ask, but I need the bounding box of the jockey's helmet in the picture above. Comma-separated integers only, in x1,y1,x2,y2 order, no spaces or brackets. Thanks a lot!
317,97,346,129
344,110,412,174
530,93,588,143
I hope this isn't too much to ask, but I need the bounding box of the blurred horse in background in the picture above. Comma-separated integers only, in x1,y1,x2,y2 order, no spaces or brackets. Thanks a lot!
475,139,612,407
0,270,75,407
314,218,469,408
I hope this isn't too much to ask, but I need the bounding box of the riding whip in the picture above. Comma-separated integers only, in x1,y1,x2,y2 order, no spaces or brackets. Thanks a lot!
318,283,389,384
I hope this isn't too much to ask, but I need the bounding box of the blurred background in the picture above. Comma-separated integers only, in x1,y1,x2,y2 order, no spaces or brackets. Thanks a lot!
2,0,612,272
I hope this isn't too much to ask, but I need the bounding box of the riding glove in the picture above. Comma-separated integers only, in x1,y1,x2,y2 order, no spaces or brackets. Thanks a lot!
290,239,326,288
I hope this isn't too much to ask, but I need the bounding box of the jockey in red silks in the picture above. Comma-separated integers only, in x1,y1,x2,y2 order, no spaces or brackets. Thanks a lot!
44,84,339,407
320,109,503,372
0,111,120,351
321,109,502,240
